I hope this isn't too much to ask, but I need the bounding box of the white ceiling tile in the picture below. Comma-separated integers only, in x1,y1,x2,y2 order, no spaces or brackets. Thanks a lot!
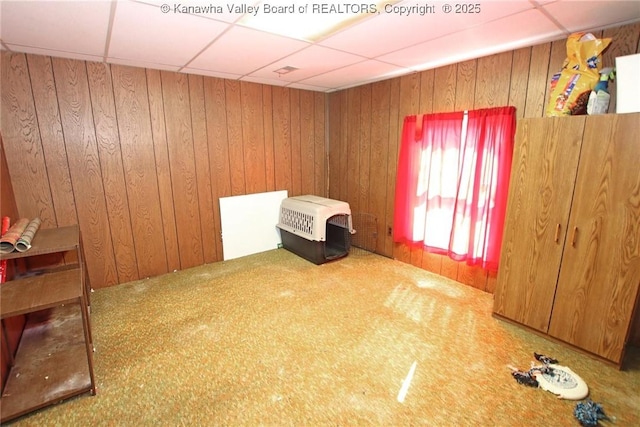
1,0,111,56
188,25,309,75
248,45,365,81
379,9,565,70
299,59,410,89
542,0,640,32
109,0,227,66
319,0,535,58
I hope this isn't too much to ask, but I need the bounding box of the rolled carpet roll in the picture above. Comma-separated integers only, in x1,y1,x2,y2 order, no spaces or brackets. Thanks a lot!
16,217,42,252
0,218,30,254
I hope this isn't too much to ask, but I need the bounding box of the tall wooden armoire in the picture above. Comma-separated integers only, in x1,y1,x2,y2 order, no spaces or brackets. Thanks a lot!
493,113,640,367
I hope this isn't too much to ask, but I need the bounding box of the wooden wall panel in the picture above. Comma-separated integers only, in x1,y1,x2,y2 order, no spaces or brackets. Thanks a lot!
189,74,217,265
454,59,477,111
262,86,276,193
1,54,56,225
26,55,77,230
299,90,315,196
418,69,435,114
204,77,231,261
338,91,349,202
524,43,551,118
508,48,532,119
327,92,342,201
86,62,138,283
475,51,512,108
345,88,361,215
240,82,267,194
161,71,204,270
369,80,391,255
289,89,302,196
358,85,372,216
146,69,180,273
241,81,267,195
432,64,457,113
26,55,78,268
314,92,326,197
224,80,246,196
51,58,118,287
272,87,292,192
486,270,498,294
112,65,168,279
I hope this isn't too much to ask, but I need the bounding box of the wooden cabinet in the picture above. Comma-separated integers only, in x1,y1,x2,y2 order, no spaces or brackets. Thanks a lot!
0,225,95,422
493,113,640,367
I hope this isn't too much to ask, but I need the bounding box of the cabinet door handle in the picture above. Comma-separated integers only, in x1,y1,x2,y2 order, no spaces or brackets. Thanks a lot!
571,226,578,247
554,224,561,243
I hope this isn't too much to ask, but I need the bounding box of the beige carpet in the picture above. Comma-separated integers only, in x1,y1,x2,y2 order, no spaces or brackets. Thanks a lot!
8,248,640,426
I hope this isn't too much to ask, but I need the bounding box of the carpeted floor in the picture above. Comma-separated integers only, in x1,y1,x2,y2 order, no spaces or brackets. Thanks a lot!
7,248,640,426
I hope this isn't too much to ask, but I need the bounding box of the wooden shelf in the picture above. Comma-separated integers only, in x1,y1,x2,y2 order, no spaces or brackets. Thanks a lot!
0,225,91,307
0,225,95,423
1,269,83,318
0,226,80,260
1,305,93,422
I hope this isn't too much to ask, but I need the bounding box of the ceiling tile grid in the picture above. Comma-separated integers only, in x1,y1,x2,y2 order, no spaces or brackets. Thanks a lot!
1,0,639,92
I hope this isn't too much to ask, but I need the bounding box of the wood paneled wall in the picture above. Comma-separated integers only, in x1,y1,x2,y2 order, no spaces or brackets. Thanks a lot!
327,23,640,293
2,23,639,291
1,54,326,288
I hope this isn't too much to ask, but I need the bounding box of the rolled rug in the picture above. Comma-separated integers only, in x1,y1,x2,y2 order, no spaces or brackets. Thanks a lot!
0,218,30,254
16,218,42,252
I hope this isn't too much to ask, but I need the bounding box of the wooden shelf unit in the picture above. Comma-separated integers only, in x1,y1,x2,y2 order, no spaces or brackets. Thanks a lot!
0,225,95,423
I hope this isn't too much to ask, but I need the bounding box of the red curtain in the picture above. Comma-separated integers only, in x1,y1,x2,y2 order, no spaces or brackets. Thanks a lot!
393,106,516,271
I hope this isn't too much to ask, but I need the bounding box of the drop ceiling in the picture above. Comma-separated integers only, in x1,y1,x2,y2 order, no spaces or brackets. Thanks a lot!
1,0,639,92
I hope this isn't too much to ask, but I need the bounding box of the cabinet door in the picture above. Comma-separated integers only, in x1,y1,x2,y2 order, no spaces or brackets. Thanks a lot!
494,116,585,332
549,113,640,364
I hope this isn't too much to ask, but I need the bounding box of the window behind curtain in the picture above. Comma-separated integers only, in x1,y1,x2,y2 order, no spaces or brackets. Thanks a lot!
393,106,516,271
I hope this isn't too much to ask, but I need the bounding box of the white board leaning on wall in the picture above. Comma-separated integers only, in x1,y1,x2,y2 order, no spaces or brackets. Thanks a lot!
219,190,288,261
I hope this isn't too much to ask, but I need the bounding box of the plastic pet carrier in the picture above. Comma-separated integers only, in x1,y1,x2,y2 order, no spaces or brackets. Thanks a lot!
277,195,355,264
